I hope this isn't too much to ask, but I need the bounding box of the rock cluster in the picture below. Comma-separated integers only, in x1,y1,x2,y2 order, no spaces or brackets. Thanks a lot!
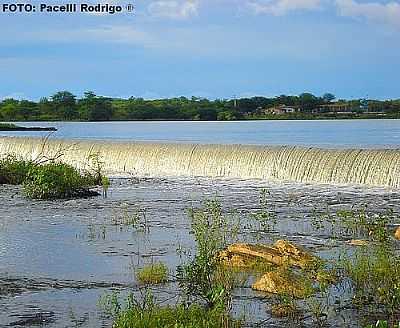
219,240,320,298
220,240,316,269
252,269,312,298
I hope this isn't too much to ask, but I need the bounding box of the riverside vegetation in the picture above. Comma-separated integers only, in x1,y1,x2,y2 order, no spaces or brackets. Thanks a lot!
0,122,56,131
99,195,400,328
1,91,400,122
0,153,107,199
0,123,18,129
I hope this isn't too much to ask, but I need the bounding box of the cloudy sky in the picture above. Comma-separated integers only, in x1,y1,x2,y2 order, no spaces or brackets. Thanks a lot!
1,0,399,100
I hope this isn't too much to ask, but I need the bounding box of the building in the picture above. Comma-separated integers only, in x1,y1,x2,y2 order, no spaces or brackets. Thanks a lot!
263,104,301,115
317,103,353,113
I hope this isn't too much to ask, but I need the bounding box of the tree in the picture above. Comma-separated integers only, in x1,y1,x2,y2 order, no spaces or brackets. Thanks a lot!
299,93,319,112
0,100,18,120
50,91,77,120
51,91,76,107
18,100,39,119
88,98,113,121
323,93,336,103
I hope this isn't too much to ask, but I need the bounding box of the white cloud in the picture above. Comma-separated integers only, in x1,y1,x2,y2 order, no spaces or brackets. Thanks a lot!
336,0,400,28
0,92,26,100
246,0,322,15
148,0,199,19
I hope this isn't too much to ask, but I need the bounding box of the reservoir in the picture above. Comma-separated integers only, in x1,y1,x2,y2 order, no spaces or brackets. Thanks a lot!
2,119,400,149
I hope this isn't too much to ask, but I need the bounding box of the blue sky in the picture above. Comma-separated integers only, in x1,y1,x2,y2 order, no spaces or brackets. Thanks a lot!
1,0,399,100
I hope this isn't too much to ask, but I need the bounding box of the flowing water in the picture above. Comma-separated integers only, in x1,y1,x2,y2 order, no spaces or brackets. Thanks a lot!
1,177,400,327
1,137,399,188
1,124,400,327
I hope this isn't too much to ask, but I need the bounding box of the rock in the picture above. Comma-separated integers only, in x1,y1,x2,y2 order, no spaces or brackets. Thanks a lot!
271,303,298,318
219,250,252,268
395,227,400,240
273,240,316,269
346,239,368,246
252,270,313,298
223,240,316,269
227,243,284,265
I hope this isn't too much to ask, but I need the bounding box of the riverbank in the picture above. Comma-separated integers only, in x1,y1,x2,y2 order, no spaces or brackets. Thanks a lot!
0,123,56,131
2,112,399,122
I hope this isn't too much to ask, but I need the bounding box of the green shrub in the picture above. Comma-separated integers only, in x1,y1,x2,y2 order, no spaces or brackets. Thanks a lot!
23,162,99,199
136,263,168,285
0,155,34,185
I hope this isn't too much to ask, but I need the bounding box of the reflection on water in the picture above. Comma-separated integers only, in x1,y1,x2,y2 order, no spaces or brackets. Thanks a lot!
1,177,400,327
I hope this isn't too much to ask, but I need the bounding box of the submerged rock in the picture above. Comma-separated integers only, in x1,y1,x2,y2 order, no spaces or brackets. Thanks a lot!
315,269,338,285
346,239,368,246
252,269,313,298
221,240,316,269
271,303,299,318
395,227,400,240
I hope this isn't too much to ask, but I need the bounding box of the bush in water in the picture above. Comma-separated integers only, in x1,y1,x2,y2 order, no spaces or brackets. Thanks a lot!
23,162,99,199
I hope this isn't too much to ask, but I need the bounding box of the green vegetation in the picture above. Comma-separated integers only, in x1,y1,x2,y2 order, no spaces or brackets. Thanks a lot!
23,162,98,199
100,290,241,328
0,122,18,129
341,242,400,321
136,263,168,285
0,155,34,185
366,321,400,328
177,199,241,308
0,156,102,199
101,199,243,328
1,91,400,122
111,205,149,232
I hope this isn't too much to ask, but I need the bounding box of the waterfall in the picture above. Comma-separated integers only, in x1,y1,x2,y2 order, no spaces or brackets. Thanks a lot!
0,137,399,188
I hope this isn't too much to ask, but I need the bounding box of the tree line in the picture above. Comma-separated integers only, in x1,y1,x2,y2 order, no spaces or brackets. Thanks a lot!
1,91,399,121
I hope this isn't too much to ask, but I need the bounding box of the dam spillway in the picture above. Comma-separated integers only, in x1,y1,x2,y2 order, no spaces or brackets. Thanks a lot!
0,137,399,188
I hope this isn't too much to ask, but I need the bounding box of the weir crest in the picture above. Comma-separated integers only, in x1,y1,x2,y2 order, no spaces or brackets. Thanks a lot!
0,137,399,188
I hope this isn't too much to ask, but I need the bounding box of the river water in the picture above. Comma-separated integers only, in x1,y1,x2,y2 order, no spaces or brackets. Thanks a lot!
2,120,400,149
1,177,400,327
1,120,400,327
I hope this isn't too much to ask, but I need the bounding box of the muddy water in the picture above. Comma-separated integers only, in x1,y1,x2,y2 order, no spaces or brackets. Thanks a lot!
1,177,400,327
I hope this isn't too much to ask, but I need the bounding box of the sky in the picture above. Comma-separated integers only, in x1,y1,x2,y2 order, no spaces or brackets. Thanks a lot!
1,0,399,100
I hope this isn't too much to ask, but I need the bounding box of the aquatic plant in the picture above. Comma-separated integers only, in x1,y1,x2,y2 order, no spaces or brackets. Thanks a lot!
111,205,149,233
270,294,301,319
101,289,242,328
23,162,99,199
177,199,241,308
365,320,400,328
101,176,110,198
337,208,395,242
342,244,400,318
251,188,278,234
0,150,107,199
0,155,34,185
136,263,168,285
